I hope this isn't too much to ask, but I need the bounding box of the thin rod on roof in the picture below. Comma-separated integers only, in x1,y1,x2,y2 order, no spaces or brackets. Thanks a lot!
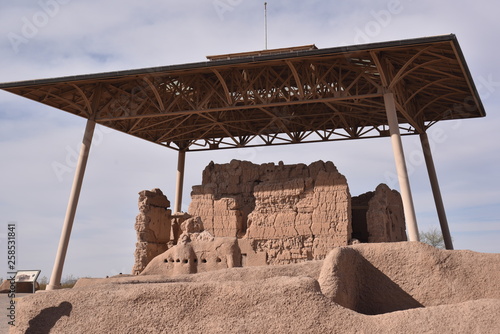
264,2,268,50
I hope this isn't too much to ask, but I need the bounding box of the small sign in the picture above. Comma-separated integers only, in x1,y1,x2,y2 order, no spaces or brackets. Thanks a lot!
15,270,40,283
14,270,41,293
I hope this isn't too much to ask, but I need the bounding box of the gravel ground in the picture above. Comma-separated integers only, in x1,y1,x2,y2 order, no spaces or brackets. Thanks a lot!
0,293,32,334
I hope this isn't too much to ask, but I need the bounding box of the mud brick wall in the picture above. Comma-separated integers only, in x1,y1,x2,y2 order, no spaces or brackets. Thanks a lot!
189,160,351,264
132,188,172,275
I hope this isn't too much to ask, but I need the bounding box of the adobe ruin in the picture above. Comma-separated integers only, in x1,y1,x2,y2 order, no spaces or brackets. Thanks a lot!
132,188,171,275
133,160,407,275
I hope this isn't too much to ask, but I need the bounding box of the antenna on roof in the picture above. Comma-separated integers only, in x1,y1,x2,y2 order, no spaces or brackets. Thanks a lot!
264,2,268,50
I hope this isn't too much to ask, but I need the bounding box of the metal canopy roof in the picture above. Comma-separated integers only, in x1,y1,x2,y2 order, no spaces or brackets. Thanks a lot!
0,34,485,151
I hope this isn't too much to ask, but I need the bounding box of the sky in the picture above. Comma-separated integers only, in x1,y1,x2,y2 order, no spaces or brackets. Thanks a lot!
0,0,499,280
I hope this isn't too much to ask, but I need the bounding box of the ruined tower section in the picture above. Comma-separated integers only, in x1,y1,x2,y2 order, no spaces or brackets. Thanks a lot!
189,160,352,265
366,184,407,243
351,184,407,243
132,189,172,275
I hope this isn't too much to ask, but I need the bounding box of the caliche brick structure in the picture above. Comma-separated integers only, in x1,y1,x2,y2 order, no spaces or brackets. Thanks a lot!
141,217,242,276
132,188,172,275
351,184,407,243
133,160,407,275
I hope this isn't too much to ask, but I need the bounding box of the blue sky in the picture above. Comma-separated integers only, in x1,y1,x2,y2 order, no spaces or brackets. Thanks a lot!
0,0,499,280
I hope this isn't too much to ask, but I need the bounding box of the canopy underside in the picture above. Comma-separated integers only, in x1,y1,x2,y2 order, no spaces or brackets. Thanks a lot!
0,34,485,151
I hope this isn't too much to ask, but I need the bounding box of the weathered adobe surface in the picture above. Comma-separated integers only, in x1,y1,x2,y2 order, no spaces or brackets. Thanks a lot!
132,189,171,275
13,242,500,333
351,183,407,243
246,161,351,264
190,160,350,241
189,159,405,265
142,217,242,276
133,160,406,274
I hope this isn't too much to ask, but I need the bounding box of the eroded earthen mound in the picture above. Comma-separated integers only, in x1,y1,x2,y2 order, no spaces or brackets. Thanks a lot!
12,242,500,333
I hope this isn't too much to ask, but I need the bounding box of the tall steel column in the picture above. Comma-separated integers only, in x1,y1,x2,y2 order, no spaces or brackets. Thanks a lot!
420,132,454,249
174,150,186,213
383,92,420,241
46,119,96,290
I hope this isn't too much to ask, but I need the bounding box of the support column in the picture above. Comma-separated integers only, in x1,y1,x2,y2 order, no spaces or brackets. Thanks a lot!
383,92,420,241
46,119,96,290
420,132,454,249
174,150,186,213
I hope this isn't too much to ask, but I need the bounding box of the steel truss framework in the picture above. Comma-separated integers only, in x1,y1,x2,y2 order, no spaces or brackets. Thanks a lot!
0,34,487,289
0,35,485,152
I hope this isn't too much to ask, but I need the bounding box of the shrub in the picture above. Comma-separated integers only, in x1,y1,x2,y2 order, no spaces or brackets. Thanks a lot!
419,228,446,249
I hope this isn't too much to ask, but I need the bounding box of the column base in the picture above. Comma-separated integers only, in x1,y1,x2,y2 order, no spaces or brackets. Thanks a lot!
45,283,62,291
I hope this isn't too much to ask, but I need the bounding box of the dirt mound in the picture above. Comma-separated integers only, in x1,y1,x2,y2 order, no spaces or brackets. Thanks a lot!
319,242,500,314
12,242,500,333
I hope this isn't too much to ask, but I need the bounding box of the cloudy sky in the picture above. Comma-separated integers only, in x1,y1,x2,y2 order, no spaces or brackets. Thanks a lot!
0,0,499,280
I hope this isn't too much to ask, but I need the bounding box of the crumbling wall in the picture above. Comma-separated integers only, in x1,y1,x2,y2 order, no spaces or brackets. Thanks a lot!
189,160,264,238
189,160,352,265
366,184,407,243
351,184,407,243
141,217,241,276
247,161,351,263
132,189,172,275
134,161,407,275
